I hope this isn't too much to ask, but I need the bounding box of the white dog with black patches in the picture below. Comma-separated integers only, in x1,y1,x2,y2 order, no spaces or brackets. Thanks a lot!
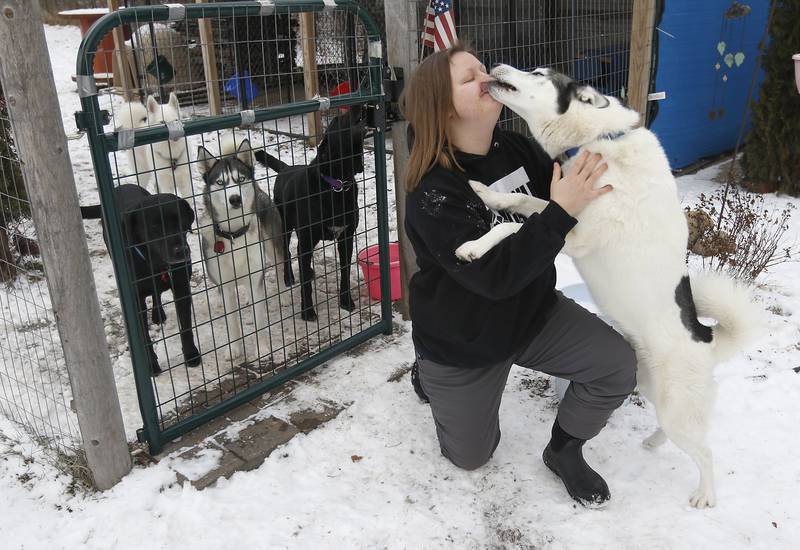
456,65,761,508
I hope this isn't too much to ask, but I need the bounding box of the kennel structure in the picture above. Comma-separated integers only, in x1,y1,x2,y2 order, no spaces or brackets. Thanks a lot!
646,0,771,169
75,1,390,454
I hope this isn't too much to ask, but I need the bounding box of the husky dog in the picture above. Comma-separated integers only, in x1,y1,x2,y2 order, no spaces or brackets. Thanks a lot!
146,93,192,198
456,65,761,508
116,93,193,198
116,100,152,189
197,136,285,364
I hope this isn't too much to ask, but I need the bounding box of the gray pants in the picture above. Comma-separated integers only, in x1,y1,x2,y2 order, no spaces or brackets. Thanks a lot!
417,293,636,471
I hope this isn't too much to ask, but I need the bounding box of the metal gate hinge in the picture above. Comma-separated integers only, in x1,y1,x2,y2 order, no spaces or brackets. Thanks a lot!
74,110,110,131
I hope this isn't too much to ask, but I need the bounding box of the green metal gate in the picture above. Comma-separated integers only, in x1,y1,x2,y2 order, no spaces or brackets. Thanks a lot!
75,1,390,454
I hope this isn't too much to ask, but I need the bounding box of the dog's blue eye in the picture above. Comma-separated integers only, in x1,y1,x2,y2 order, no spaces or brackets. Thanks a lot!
236,176,246,183
215,179,225,186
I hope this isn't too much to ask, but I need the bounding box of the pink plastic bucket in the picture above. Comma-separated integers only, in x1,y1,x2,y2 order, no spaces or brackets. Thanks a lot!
357,242,402,301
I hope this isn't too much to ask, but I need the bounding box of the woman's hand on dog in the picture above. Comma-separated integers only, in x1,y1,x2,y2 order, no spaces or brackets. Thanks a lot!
550,151,611,218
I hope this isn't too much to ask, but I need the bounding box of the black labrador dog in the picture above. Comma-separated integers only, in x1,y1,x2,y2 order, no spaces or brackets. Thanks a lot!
81,184,201,375
255,106,365,322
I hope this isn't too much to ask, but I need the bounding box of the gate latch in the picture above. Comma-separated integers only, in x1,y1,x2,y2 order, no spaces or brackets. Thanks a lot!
74,109,110,132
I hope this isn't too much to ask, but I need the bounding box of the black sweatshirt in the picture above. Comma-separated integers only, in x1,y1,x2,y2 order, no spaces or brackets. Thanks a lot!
405,128,577,368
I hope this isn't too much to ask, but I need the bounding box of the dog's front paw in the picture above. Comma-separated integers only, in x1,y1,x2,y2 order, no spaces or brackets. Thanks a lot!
148,352,162,377
340,293,356,311
689,487,716,508
455,241,485,263
468,179,489,197
469,180,506,210
229,340,245,363
151,305,167,325
184,345,201,368
301,308,318,322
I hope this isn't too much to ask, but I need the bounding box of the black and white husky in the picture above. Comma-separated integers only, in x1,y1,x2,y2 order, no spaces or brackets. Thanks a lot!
197,136,285,364
456,65,761,508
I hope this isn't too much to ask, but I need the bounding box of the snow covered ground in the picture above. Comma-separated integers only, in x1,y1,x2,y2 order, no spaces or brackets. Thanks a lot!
0,24,799,550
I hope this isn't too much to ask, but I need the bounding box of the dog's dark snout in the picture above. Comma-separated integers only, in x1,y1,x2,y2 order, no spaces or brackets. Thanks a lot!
492,62,502,69
229,195,242,209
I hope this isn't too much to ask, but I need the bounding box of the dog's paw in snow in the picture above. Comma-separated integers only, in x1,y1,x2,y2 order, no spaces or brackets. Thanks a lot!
642,428,667,449
689,487,716,509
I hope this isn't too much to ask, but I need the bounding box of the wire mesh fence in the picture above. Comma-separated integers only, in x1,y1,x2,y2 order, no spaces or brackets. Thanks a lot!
77,1,389,452
406,0,636,132
0,81,82,461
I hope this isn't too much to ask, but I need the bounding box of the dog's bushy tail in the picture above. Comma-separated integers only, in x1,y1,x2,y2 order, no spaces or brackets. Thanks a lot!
691,271,762,363
254,150,289,173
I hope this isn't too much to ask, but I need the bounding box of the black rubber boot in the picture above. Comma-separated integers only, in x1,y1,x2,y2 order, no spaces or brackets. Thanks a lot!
410,360,429,403
542,419,611,507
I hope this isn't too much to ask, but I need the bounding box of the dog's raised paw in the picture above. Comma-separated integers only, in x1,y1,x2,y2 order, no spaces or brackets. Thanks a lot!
468,180,488,195
455,242,482,262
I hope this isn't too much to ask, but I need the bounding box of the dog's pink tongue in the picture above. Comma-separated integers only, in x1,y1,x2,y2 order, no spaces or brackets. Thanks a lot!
480,79,495,93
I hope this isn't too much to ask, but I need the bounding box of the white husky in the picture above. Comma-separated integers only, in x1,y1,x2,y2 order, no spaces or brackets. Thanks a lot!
116,100,152,189
116,93,192,198
197,135,285,365
455,65,761,508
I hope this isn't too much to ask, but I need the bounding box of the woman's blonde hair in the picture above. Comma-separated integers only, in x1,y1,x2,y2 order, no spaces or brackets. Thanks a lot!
400,43,472,192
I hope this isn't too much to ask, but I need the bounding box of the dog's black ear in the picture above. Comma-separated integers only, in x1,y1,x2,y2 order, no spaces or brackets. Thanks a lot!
196,146,216,175
177,199,195,232
315,133,329,161
575,85,610,109
121,207,141,251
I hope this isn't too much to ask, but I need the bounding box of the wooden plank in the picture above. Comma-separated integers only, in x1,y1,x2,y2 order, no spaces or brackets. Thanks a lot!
384,0,418,320
108,0,136,100
627,0,657,126
196,0,221,115
300,12,322,146
0,0,131,490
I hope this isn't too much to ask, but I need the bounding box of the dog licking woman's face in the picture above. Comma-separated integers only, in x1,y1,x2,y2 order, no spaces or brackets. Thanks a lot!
450,52,503,127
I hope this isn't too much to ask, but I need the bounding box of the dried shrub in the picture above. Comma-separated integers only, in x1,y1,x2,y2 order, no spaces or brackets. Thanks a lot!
688,186,797,281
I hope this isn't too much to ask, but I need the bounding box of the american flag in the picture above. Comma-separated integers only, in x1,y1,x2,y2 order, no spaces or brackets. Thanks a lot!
421,0,457,52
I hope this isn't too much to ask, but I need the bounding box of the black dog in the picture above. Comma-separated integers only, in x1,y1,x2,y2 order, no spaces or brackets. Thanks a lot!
81,184,201,375
255,106,365,322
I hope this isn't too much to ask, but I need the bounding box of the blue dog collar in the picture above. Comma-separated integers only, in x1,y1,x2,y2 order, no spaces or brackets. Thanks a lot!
564,130,628,158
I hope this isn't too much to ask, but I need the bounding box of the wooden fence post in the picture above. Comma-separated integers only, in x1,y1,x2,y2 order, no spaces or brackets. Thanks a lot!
196,0,222,115
108,0,136,101
627,0,657,125
384,0,418,320
300,11,322,146
0,0,131,490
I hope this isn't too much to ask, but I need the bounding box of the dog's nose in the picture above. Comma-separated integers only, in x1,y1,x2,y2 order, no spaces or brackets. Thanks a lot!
492,63,502,69
229,195,242,209
170,243,189,262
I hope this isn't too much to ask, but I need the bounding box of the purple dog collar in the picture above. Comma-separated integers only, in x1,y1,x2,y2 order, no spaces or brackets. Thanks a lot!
321,173,347,192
